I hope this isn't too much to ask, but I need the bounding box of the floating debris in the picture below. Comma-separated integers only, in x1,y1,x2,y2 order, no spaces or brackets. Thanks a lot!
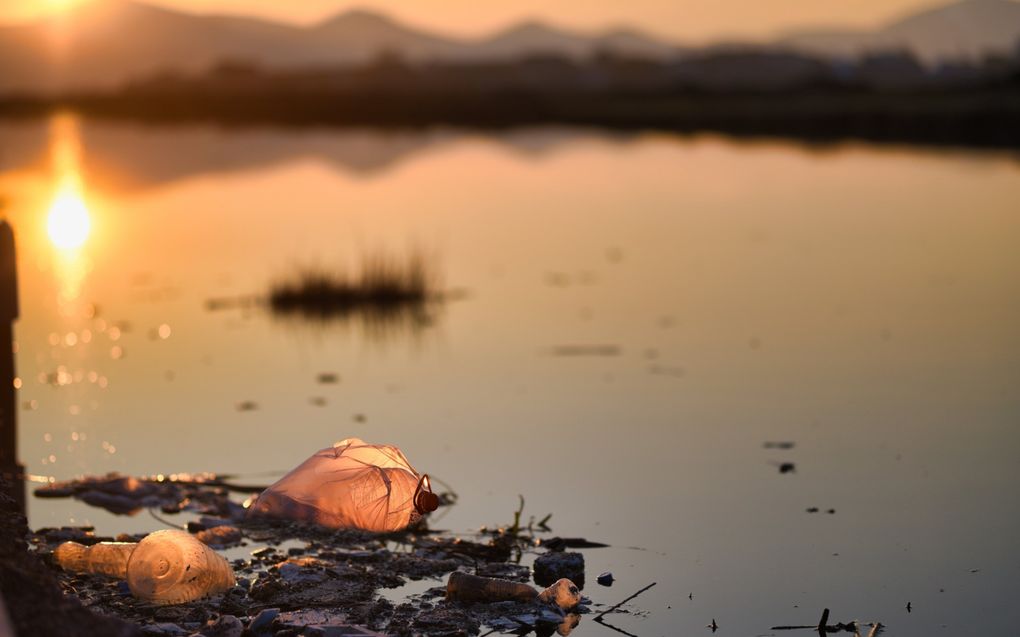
446,571,581,610
779,462,796,474
235,401,258,412
539,537,608,550
764,441,796,449
246,438,438,533
649,363,686,378
594,581,657,627
548,344,621,357
316,373,340,384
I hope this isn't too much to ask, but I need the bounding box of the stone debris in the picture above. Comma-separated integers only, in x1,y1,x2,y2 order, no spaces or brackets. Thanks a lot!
533,551,585,588
195,526,243,548
192,614,243,637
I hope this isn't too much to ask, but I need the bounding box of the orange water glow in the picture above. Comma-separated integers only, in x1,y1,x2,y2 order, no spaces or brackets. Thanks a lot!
44,115,96,317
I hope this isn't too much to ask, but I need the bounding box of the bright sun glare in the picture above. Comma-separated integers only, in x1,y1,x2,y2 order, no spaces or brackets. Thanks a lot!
47,186,91,250
46,0,85,12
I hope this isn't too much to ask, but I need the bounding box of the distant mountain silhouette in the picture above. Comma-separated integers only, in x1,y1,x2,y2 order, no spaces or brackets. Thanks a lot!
0,0,678,93
0,0,1017,93
0,118,624,193
782,0,1020,62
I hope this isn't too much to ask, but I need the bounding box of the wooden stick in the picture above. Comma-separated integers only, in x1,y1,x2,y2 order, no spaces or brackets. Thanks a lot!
817,608,830,633
593,582,657,621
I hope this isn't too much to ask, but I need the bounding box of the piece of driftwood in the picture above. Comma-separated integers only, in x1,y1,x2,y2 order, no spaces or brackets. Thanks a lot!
772,607,868,634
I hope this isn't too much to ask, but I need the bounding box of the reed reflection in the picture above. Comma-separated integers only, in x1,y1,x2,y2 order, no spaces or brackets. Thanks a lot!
268,252,444,343
207,250,447,343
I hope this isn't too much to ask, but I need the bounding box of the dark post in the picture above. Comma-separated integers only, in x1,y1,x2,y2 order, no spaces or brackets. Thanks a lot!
0,218,24,514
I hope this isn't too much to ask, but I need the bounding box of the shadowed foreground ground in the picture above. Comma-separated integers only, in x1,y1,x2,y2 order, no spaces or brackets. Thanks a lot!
0,480,139,637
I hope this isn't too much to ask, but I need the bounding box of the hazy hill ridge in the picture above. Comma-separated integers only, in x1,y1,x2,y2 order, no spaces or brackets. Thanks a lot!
0,0,1018,93
782,0,1020,62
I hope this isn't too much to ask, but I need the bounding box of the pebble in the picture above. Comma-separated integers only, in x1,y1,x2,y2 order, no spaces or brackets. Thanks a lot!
197,614,242,637
146,623,189,636
597,572,614,587
195,526,242,548
248,608,279,634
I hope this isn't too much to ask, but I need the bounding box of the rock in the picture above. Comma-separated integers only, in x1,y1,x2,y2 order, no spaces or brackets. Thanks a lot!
195,526,242,548
143,623,189,636
411,606,479,636
597,572,614,587
476,562,531,582
538,607,566,624
533,552,585,588
276,610,386,636
197,615,242,637
276,561,328,585
248,608,279,635
198,517,233,529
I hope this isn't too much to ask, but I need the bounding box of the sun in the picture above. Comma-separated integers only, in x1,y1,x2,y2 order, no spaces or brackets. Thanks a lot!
47,185,91,250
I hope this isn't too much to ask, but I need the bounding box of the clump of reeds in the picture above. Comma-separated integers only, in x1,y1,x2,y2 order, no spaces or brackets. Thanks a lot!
267,251,439,335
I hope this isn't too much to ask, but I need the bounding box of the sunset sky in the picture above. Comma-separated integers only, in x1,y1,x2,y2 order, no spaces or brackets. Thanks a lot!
3,0,952,42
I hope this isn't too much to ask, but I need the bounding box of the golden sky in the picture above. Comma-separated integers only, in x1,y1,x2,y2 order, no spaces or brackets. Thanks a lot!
4,0,948,42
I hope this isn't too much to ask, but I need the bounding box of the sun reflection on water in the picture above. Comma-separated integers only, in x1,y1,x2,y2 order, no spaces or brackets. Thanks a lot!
45,114,95,316
47,183,91,250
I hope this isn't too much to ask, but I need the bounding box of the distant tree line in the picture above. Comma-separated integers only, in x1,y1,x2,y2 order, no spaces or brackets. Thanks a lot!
1,46,1019,148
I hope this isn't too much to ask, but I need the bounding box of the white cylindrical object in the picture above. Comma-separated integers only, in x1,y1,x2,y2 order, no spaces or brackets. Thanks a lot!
126,530,235,604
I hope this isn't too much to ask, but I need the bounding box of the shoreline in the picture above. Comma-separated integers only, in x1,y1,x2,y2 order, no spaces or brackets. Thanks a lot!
2,88,1019,151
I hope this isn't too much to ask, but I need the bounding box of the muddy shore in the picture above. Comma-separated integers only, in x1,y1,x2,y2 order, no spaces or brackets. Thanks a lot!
4,475,594,637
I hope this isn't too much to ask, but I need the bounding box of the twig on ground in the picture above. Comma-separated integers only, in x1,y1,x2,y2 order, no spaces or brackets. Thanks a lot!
593,581,658,621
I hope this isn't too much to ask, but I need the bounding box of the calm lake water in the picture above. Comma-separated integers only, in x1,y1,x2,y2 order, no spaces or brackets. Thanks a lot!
2,115,1020,636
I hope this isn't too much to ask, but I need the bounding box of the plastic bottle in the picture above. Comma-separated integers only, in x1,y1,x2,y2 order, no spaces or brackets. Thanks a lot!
53,541,136,578
447,571,539,603
127,529,236,604
446,572,582,610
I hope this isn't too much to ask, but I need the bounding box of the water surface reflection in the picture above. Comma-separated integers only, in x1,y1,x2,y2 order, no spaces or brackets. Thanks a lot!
1,117,1019,636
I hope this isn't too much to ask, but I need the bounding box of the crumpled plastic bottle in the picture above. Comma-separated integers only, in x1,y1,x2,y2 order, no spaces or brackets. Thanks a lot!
53,529,235,605
53,541,135,578
446,571,582,610
127,529,236,604
246,437,438,532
